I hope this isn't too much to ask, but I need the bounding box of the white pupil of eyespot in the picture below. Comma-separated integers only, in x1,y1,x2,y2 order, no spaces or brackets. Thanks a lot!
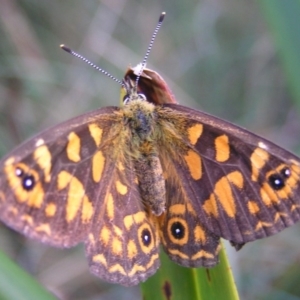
25,178,33,187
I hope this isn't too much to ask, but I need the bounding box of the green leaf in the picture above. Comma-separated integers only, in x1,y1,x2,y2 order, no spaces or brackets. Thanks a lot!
258,0,300,108
0,250,57,300
141,243,239,300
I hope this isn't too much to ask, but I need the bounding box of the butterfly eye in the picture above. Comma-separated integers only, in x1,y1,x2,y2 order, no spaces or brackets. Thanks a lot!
123,93,147,105
123,96,130,105
137,93,147,101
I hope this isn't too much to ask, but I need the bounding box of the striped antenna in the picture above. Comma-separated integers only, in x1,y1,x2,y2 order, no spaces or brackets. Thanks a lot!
60,44,123,86
134,12,166,89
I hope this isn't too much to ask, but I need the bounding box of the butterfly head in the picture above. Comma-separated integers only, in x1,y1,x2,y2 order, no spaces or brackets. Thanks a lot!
121,69,148,106
120,65,177,107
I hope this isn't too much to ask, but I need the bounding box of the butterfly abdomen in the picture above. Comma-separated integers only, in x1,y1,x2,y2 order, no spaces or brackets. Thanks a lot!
135,145,166,216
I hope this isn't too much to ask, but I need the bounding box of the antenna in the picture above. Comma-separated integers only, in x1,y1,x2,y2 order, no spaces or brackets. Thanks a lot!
60,44,123,86
135,12,166,89
60,12,166,90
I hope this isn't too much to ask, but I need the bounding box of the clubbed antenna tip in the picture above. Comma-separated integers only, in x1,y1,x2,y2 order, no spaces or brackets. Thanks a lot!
60,44,71,53
135,12,166,89
159,12,166,23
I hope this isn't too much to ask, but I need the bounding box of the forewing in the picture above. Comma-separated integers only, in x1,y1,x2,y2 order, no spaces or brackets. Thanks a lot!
0,106,121,247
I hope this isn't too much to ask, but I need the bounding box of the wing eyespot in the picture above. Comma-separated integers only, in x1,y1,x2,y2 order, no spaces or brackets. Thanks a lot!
268,167,291,191
15,166,36,191
268,174,284,190
141,228,152,246
171,221,185,240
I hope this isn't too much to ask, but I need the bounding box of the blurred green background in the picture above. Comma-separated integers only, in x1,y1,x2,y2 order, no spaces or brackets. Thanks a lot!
1,0,300,299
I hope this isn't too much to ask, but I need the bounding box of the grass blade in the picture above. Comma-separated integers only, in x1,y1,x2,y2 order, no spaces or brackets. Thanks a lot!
141,244,239,300
0,250,57,300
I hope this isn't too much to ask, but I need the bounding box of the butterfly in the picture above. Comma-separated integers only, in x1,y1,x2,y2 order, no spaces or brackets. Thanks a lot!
1,12,300,287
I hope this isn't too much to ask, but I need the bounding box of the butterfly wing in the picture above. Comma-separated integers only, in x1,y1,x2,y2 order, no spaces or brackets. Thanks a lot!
0,106,160,286
0,106,119,246
156,103,300,263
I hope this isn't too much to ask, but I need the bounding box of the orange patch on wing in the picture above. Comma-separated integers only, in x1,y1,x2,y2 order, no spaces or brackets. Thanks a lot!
250,148,269,181
247,201,260,214
124,212,146,230
100,226,110,245
203,171,243,218
93,254,107,266
227,170,244,189
255,221,273,231
191,250,214,260
260,181,282,206
26,183,44,208
108,264,126,275
117,161,125,171
92,151,105,183
35,223,51,235
66,132,81,162
203,194,218,218
112,237,123,255
213,172,243,217
57,171,90,223
168,248,189,259
188,123,203,145
88,233,95,245
215,135,230,162
128,254,159,276
184,150,202,180
105,193,114,220
88,124,103,147
33,145,52,182
45,203,57,217
127,240,138,259
81,196,93,223
115,180,128,195
169,204,186,215
194,225,206,243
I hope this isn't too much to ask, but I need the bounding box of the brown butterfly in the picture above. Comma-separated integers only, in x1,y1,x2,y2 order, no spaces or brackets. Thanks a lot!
1,12,300,287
